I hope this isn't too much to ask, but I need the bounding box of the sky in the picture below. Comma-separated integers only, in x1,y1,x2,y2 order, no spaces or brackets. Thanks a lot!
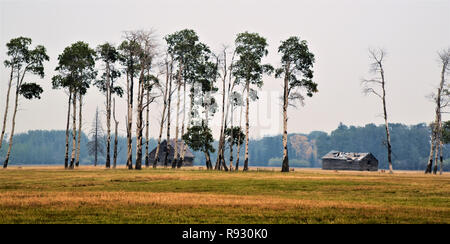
0,0,449,139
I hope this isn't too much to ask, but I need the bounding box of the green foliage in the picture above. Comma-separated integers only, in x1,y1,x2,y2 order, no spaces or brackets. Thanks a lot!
18,83,43,99
442,121,450,144
4,37,32,69
224,126,245,147
233,32,273,89
165,29,199,64
276,36,317,98
182,123,215,155
53,41,97,94
95,42,123,97
118,39,141,79
4,37,49,97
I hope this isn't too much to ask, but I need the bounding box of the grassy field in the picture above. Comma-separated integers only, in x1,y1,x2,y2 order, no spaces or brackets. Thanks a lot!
0,166,449,224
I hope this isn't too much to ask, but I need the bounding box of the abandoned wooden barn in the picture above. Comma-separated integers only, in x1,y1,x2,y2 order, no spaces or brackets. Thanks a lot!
149,139,195,166
321,151,378,171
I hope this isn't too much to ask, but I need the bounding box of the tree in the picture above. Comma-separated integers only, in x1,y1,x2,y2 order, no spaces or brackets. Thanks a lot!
1,37,31,152
87,108,105,166
235,89,245,171
128,30,159,170
52,41,96,169
225,126,244,171
232,32,273,171
164,29,204,168
2,37,48,168
153,56,174,168
275,36,317,172
190,46,219,169
362,48,393,174
144,74,158,168
95,42,123,168
118,34,140,170
426,48,450,174
182,122,215,169
215,47,238,171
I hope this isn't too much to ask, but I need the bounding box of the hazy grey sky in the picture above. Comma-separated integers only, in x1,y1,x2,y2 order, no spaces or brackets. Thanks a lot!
1,0,449,138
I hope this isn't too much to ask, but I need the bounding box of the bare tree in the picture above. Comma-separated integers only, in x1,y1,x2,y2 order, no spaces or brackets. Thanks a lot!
362,48,393,174
215,47,237,171
129,30,159,170
426,48,450,174
153,56,173,168
87,107,105,166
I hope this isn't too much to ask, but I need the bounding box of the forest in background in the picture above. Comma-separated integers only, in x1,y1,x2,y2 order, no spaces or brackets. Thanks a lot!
1,122,447,171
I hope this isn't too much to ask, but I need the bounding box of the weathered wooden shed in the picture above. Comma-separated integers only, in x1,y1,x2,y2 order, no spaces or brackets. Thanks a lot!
321,151,378,171
149,139,195,167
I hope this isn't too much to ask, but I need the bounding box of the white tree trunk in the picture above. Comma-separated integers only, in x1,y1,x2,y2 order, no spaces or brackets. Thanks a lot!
76,93,82,167
179,81,187,168
235,103,243,171
70,91,77,169
243,81,250,171
2,85,20,168
145,90,150,167
0,68,14,151
64,90,72,169
153,62,170,168
282,66,290,172
105,62,111,168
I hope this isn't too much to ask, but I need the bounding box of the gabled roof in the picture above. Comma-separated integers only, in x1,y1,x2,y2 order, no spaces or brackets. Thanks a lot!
167,139,195,158
322,151,372,161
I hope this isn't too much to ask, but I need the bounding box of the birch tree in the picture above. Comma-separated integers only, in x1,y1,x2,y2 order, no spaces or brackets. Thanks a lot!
53,41,96,169
225,125,244,171
182,46,218,169
275,36,317,172
131,30,158,170
2,37,48,168
1,37,34,152
95,43,123,168
233,32,273,171
215,47,237,170
144,74,158,168
426,48,450,174
153,56,173,168
118,35,140,170
164,29,202,168
362,48,393,173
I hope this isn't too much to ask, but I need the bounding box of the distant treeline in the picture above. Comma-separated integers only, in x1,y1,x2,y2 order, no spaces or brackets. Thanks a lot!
0,123,447,171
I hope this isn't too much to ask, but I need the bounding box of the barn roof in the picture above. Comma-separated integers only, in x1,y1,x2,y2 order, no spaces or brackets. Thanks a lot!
322,151,373,161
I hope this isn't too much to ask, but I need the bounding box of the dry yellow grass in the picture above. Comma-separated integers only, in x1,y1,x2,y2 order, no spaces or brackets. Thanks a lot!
0,167,449,223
